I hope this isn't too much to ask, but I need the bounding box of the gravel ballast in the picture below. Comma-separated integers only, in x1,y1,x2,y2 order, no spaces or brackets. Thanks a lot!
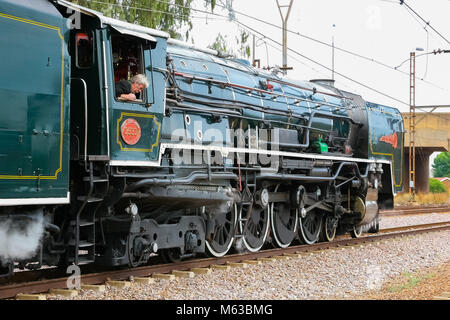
48,213,450,300
380,212,450,229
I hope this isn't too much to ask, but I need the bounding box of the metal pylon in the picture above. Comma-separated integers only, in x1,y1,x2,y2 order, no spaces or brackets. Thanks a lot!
409,52,416,201
276,0,294,74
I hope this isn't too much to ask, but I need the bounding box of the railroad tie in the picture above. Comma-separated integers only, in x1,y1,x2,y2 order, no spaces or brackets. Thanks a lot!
133,277,155,284
48,288,78,298
80,284,106,292
16,293,46,300
190,267,212,275
152,273,176,280
257,257,277,262
172,270,195,278
243,259,262,265
211,264,231,271
106,281,131,289
227,262,248,268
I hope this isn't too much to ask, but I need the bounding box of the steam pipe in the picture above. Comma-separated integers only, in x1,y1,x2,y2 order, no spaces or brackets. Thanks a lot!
256,161,369,182
126,171,238,191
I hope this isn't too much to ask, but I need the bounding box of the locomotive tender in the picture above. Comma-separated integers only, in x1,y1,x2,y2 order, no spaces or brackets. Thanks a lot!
0,0,403,276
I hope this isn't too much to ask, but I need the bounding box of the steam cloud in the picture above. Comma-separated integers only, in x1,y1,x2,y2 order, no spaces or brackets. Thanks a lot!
0,210,45,263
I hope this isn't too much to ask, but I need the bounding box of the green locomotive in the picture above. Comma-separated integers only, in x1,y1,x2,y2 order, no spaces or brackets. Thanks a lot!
0,0,403,276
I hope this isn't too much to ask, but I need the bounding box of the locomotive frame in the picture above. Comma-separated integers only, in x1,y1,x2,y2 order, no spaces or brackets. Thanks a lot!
0,0,403,277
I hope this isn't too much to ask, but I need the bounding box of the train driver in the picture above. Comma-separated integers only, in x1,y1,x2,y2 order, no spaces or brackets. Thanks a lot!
115,74,149,101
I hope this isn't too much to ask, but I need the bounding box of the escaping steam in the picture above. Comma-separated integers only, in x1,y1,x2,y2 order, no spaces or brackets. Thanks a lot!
0,210,45,263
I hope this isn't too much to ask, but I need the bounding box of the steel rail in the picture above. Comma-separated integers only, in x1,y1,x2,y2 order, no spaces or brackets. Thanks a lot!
1,222,449,299
380,206,450,216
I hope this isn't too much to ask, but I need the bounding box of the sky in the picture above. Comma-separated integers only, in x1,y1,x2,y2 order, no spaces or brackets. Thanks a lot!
187,0,450,114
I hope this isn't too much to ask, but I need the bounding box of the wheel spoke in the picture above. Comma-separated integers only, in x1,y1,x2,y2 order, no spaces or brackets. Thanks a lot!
271,202,297,248
219,227,225,245
239,204,269,252
205,204,237,257
299,212,322,245
350,225,363,238
320,215,337,242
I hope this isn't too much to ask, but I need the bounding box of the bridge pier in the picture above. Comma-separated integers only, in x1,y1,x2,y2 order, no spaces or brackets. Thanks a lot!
402,147,435,193
401,112,449,194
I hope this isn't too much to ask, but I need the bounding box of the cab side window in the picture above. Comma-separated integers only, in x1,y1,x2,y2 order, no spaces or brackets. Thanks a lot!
76,32,94,68
112,35,143,81
111,33,157,105
111,35,147,102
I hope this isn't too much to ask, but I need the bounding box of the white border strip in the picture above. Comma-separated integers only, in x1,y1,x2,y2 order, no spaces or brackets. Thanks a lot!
110,160,161,167
109,143,391,167
0,192,70,206
160,143,390,164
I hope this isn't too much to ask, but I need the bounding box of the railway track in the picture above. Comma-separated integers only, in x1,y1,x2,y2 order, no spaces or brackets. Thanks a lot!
380,205,449,216
1,221,449,300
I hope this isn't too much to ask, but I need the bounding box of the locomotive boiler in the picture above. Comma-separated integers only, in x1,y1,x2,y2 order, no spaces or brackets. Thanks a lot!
0,0,403,276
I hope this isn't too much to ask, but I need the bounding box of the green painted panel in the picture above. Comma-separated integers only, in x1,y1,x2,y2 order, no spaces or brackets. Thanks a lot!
367,102,404,191
0,2,70,199
111,109,162,161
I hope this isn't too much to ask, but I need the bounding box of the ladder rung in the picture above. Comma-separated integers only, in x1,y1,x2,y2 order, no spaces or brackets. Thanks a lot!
80,220,94,227
77,196,103,203
70,219,94,227
69,240,94,248
71,256,94,265
83,176,108,183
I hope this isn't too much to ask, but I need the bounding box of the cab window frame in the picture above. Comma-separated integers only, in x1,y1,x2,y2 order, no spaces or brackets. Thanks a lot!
75,31,95,69
111,34,149,105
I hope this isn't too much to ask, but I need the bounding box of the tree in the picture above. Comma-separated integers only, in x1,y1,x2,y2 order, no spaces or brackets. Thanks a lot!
70,0,250,58
429,178,446,193
71,0,216,39
208,33,230,55
208,30,251,58
432,152,450,178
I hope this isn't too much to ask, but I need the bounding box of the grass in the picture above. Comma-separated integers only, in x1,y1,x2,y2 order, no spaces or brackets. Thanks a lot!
394,190,450,206
388,271,435,293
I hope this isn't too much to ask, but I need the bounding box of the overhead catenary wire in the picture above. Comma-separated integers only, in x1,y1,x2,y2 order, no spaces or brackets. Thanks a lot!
237,24,362,94
235,20,450,121
400,3,430,80
210,3,450,116
212,0,446,91
234,19,410,107
81,0,449,117
399,0,450,46
84,0,446,91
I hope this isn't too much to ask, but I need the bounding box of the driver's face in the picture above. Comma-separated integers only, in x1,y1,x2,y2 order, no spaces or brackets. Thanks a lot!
131,83,146,93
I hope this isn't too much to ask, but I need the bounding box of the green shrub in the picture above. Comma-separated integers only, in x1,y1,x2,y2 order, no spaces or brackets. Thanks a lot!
429,178,446,193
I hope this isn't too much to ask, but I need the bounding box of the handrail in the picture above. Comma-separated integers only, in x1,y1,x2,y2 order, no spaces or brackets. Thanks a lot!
71,77,88,163
102,39,111,158
172,71,348,110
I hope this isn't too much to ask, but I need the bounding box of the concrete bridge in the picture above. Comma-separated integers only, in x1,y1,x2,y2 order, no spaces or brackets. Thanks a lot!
402,112,450,193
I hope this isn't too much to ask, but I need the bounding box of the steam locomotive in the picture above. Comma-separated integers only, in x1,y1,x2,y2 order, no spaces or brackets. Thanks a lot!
0,0,403,276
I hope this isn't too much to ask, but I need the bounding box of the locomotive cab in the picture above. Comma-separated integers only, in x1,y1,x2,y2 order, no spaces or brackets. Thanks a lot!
66,7,161,161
